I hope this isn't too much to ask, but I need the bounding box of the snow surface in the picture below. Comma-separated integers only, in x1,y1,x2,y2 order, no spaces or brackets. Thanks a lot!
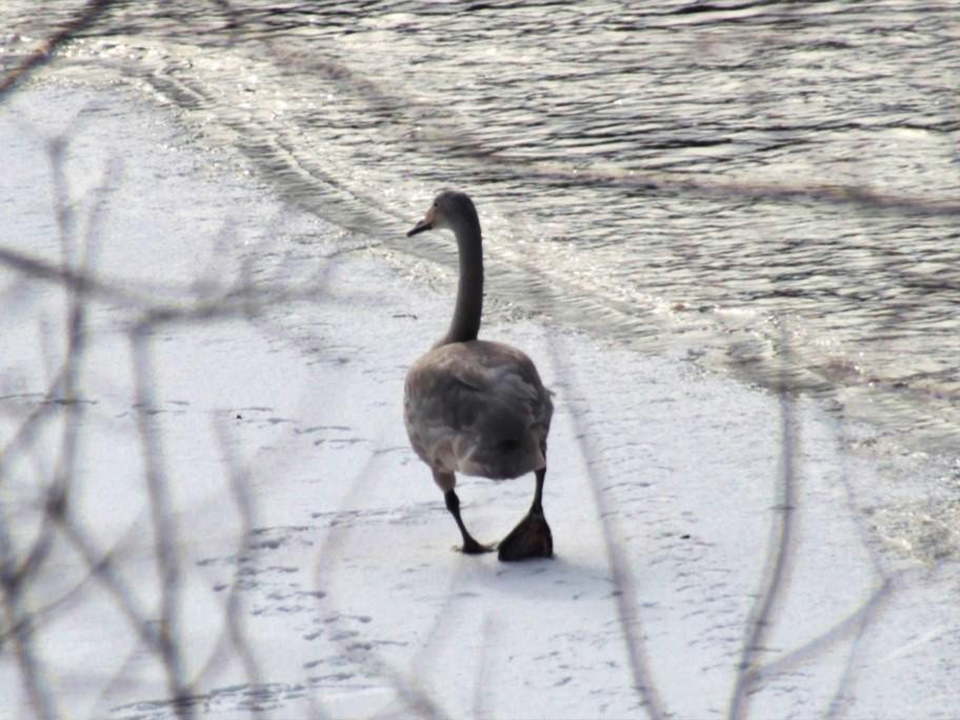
0,81,957,720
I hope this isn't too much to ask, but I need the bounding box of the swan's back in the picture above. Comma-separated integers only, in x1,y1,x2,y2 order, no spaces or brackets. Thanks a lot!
404,340,553,481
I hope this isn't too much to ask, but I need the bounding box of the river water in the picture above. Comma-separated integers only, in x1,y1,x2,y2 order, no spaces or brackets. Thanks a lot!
2,0,958,455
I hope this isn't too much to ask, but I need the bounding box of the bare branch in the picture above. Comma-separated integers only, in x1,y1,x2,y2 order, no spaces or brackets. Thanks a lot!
0,0,118,102
545,332,668,720
129,326,192,719
728,330,800,720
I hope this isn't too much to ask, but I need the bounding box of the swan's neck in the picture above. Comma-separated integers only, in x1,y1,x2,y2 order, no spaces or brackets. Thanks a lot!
442,217,483,345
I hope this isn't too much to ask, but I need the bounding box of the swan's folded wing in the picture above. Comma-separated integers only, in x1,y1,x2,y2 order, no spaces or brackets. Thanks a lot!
406,341,551,440
404,341,553,477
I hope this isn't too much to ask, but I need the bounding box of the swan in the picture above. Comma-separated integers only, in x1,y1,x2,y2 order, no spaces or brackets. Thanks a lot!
404,190,554,561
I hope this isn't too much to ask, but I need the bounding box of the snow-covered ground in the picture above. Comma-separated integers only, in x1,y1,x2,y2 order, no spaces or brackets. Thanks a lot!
1,81,957,720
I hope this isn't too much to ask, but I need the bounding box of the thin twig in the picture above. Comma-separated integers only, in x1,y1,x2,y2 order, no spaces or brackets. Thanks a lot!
0,0,118,101
728,329,799,720
130,325,193,720
546,331,668,720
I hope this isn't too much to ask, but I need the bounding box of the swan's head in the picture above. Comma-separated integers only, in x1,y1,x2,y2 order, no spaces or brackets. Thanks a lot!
407,190,479,237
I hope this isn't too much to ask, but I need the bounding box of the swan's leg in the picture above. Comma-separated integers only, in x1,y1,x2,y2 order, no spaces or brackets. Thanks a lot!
530,464,546,514
498,466,553,561
444,489,493,554
433,471,491,554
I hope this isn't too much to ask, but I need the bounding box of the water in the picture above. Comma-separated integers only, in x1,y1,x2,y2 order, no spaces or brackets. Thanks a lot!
2,0,958,455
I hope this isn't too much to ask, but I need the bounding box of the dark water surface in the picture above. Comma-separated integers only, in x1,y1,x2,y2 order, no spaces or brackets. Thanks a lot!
3,1,958,454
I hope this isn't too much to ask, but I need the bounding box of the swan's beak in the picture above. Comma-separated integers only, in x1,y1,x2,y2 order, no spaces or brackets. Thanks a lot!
407,219,432,236
407,207,435,237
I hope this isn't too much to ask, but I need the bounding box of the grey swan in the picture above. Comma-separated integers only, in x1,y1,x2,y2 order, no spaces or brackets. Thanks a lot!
404,190,554,561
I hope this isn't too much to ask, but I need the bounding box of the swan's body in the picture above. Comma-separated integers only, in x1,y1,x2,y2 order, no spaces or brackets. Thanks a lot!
405,340,552,480
404,190,554,561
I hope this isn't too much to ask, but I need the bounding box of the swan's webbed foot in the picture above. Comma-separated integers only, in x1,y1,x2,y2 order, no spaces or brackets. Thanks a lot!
497,511,553,561
460,536,495,555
